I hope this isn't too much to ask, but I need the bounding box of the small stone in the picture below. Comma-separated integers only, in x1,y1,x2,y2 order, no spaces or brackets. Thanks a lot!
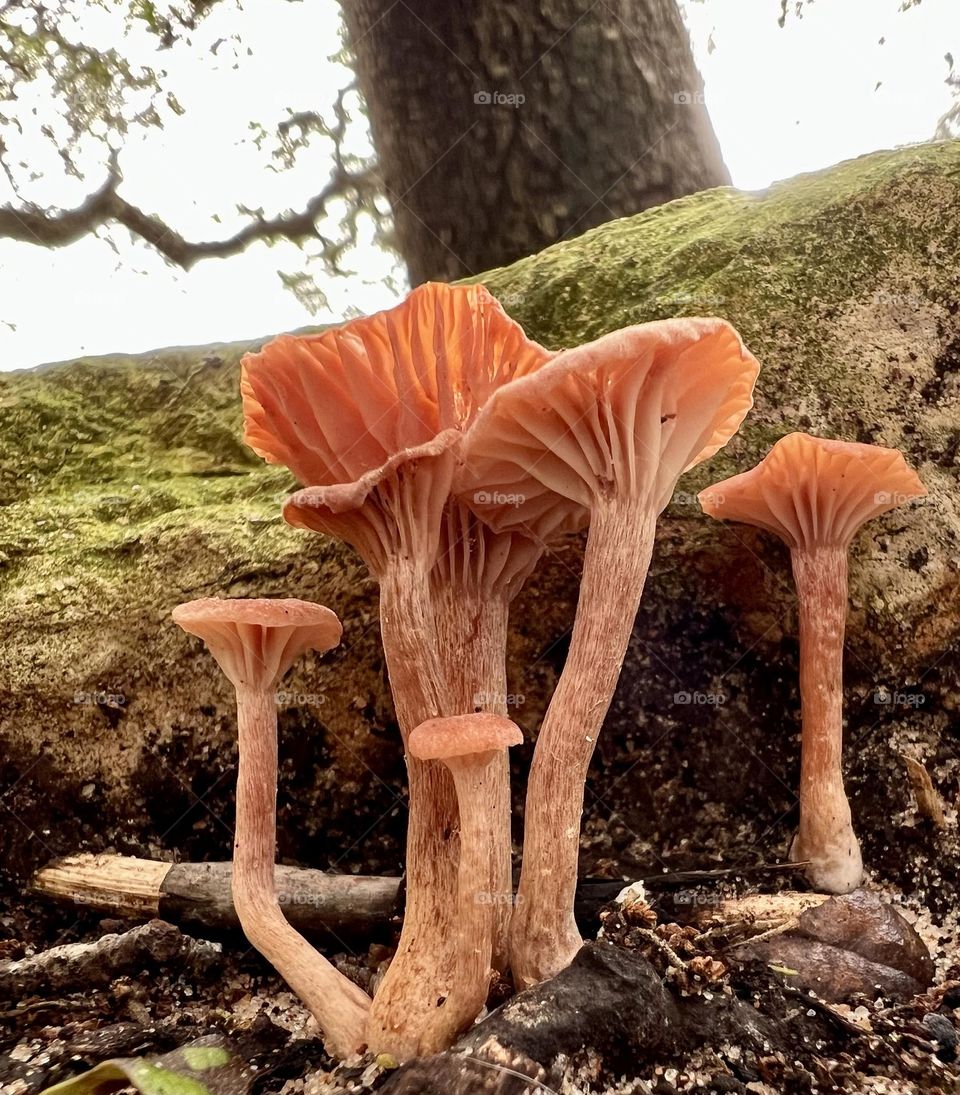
922,1013,958,1060
710,1075,746,1094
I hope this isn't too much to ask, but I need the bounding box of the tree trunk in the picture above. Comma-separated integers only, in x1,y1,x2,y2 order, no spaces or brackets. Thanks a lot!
341,0,729,284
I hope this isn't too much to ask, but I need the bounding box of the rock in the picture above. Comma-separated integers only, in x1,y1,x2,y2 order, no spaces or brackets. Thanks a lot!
3,142,960,902
795,891,934,985
732,891,933,1002
382,942,679,1094
922,1012,958,1060
738,936,923,1002
382,941,778,1095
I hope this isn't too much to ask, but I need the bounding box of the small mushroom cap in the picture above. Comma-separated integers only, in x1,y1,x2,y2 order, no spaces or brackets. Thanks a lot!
408,713,523,761
282,430,461,575
172,597,342,691
456,317,759,542
698,433,927,549
241,282,553,487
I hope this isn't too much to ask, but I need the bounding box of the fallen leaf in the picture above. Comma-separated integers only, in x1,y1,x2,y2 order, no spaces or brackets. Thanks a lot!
37,1035,252,1095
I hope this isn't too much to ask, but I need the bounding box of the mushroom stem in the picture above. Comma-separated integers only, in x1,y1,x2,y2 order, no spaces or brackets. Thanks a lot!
433,583,514,970
511,498,657,989
788,546,864,893
233,687,370,1058
419,748,508,1051
366,558,460,1059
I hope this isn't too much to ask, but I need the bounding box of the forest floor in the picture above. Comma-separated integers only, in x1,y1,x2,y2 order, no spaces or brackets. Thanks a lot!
2,808,959,1095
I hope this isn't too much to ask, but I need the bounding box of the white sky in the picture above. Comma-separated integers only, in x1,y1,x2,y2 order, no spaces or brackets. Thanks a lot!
0,0,956,371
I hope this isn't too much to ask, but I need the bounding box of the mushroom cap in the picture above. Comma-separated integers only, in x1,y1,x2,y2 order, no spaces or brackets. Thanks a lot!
456,317,759,542
172,597,342,691
282,430,461,576
697,432,927,549
241,282,554,487
408,712,523,761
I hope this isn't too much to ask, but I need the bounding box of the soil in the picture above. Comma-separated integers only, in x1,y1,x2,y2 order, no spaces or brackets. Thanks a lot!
2,732,959,1094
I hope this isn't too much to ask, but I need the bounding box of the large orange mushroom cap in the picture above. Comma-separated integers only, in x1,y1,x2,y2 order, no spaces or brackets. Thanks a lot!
456,317,759,543
698,433,927,549
241,282,554,487
172,597,342,691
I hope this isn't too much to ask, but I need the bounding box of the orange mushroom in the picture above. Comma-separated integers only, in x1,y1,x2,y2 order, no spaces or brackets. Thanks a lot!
241,283,552,1058
408,713,523,1051
699,433,926,893
457,318,760,988
171,597,370,1058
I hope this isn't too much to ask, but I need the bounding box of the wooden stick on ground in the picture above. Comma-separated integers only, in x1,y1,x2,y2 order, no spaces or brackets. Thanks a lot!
0,919,218,998
30,854,805,942
30,855,401,940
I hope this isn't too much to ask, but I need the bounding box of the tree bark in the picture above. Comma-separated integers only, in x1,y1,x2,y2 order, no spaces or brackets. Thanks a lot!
341,0,729,283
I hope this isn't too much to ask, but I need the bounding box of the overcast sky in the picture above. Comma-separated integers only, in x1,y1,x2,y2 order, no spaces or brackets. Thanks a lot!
0,0,956,370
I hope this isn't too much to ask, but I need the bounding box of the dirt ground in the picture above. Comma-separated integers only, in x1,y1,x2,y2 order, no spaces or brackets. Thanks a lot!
2,724,959,1095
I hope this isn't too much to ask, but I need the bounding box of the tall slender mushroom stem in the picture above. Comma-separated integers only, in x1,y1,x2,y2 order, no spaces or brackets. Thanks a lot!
408,714,523,1051
431,505,544,970
233,686,372,1056
282,449,460,1061
172,598,371,1059
515,498,656,981
790,546,862,891
374,551,460,1050
699,432,927,894
457,319,760,988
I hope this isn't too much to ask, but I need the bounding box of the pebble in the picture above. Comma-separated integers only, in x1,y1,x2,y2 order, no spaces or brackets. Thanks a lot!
922,1012,957,1059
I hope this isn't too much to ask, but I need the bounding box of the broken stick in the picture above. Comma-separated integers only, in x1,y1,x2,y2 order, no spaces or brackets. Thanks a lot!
30,854,803,941
30,854,400,939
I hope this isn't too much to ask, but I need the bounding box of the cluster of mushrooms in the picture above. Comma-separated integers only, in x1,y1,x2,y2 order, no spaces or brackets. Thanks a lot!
171,283,925,1061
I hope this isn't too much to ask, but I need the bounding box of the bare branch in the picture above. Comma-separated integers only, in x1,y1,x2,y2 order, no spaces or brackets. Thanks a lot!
0,151,382,269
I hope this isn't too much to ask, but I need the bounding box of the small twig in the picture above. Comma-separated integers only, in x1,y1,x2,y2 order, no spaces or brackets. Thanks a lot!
781,984,869,1038
633,928,688,971
740,917,801,947
0,998,88,1020
460,1055,561,1095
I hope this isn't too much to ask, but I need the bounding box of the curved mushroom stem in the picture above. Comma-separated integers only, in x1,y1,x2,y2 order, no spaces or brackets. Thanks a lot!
233,688,370,1058
788,547,864,894
511,498,657,989
366,557,461,1060
418,748,508,1052
433,583,515,971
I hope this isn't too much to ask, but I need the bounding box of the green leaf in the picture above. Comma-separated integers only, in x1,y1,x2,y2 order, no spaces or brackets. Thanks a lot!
38,1035,252,1095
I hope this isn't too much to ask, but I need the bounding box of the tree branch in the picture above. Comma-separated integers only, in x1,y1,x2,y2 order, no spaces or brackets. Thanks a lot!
0,152,378,269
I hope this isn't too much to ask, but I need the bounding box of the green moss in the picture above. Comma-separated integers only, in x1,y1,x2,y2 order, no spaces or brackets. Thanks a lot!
3,140,959,629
